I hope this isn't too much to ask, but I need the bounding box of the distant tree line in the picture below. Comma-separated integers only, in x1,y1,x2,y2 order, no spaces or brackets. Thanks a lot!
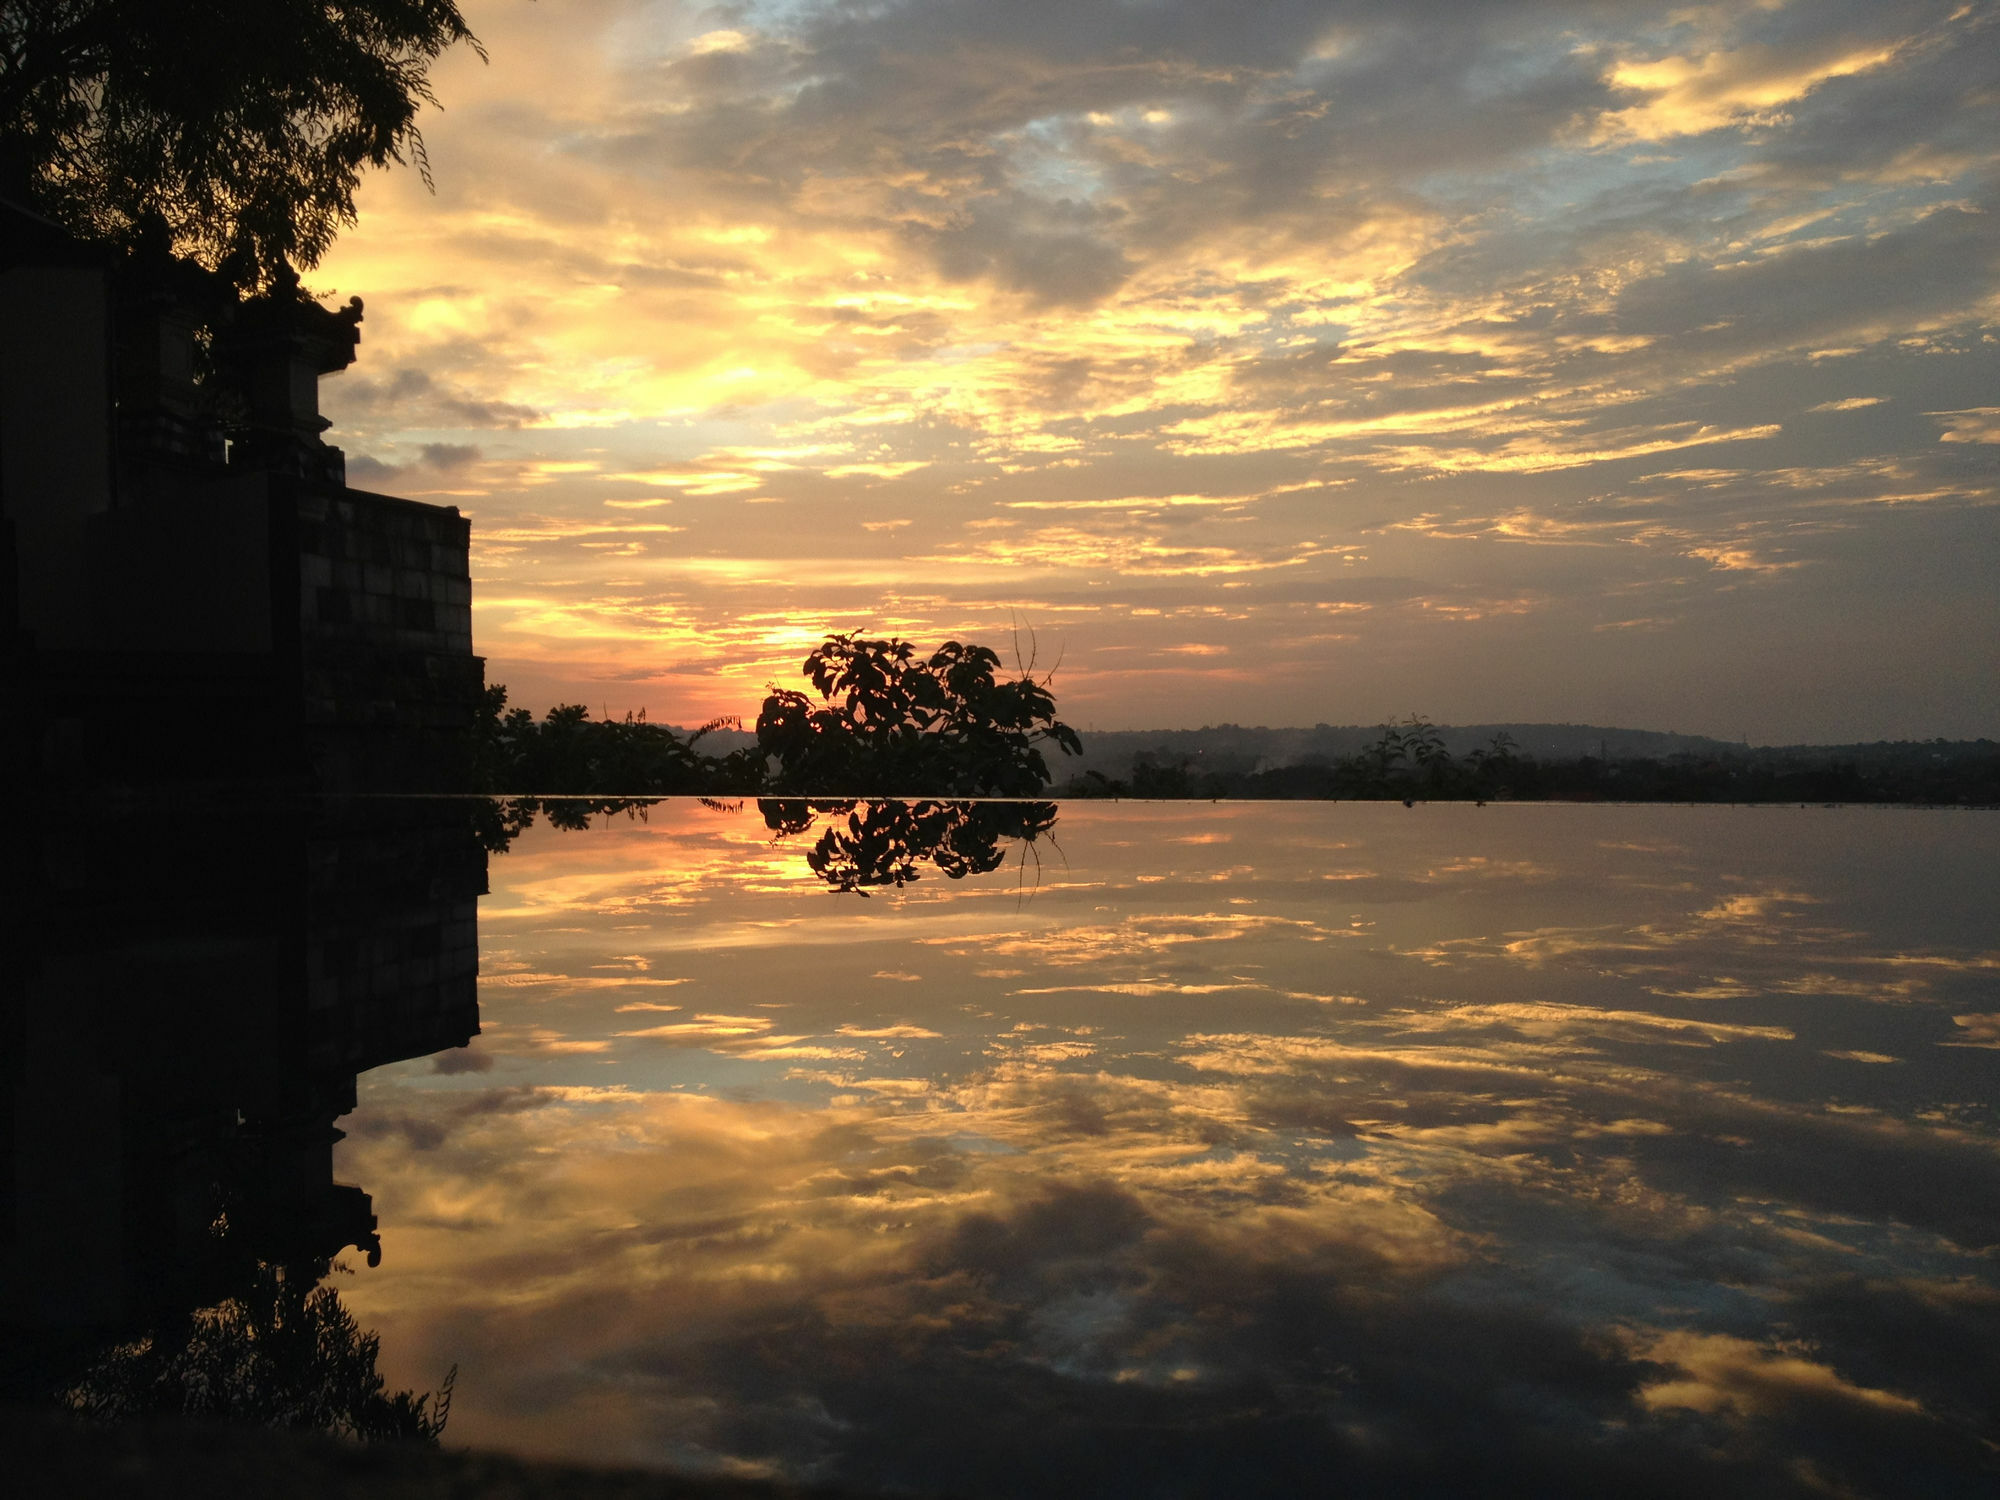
475,647,1995,808
1061,716,2000,806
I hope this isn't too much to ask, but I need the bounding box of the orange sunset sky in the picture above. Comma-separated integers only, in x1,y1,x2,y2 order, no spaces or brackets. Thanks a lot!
312,0,2000,741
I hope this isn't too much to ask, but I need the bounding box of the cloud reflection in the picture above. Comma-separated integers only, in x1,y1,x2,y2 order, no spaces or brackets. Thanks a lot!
335,803,2000,1494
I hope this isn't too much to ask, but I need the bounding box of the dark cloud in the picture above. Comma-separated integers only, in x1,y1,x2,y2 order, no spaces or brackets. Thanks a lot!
431,1042,494,1074
346,440,487,490
1785,1275,2000,1439
340,1083,548,1151
331,365,543,430
344,453,401,488
931,205,1135,307
1611,199,2000,355
418,442,483,470
935,1180,1151,1281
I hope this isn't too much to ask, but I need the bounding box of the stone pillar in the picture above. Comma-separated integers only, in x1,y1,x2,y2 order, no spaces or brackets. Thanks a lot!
215,267,361,485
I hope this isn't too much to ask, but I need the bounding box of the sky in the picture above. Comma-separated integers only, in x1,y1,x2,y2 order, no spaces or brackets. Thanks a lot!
312,0,2000,742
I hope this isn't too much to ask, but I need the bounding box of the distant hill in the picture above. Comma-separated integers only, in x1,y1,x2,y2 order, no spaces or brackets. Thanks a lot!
1052,723,1742,783
670,720,1995,792
672,722,1741,775
665,724,759,755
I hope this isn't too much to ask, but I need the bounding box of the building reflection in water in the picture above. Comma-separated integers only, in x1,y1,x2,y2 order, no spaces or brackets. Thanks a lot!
1,796,483,1430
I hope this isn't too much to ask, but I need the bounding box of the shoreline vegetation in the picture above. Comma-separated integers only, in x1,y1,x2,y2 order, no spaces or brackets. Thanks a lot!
1058,720,2000,806
474,633,1082,802
478,637,1998,808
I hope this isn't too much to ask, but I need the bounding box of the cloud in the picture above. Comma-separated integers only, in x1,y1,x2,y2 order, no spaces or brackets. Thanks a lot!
1947,1012,2000,1048
1637,1330,1924,1419
306,0,2000,739
1931,407,2000,444
430,1043,494,1075
346,439,488,491
331,365,545,430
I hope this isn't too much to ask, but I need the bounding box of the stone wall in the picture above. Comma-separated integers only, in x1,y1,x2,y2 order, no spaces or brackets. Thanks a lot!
305,802,484,1082
293,482,485,791
4,200,486,793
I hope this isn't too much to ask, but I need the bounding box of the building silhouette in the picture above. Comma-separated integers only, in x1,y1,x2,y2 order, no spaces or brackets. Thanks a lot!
2,193,481,791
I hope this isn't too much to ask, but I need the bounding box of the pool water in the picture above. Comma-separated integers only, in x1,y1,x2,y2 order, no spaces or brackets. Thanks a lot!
330,800,2000,1496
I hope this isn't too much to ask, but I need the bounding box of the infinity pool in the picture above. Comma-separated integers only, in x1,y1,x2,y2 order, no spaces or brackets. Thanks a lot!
333,801,2000,1496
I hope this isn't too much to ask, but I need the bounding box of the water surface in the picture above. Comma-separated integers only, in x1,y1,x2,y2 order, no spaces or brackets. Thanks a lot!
336,801,2000,1496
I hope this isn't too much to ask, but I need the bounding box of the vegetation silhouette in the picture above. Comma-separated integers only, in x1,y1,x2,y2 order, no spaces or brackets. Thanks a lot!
1329,715,1519,800
474,631,1081,799
61,1258,452,1445
1065,717,2000,805
756,632,1080,797
1,0,481,291
472,687,757,797
758,798,1060,895
1078,716,1527,801
469,795,1059,896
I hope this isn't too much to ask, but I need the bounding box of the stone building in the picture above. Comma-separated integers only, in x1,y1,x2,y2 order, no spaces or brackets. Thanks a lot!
1,194,483,790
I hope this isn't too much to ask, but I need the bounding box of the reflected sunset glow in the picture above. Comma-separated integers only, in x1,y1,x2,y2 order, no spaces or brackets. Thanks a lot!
335,802,2000,1492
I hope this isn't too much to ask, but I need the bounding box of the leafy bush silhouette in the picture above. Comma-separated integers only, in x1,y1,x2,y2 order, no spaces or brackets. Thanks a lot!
757,634,1080,797
62,1260,452,1444
758,798,1059,895
1331,715,1522,800
1,0,482,290
471,685,756,796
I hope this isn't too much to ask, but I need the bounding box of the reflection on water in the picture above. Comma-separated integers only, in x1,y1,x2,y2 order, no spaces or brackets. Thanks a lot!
2,799,476,1437
323,801,1998,1497
6,798,1996,1493
756,797,1059,893
61,1259,452,1442
472,794,1061,895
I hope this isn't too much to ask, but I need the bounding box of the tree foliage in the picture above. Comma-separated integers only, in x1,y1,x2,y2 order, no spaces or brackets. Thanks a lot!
0,0,480,289
756,634,1081,797
471,685,755,797
62,1260,453,1444
757,797,1059,895
473,634,1083,800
